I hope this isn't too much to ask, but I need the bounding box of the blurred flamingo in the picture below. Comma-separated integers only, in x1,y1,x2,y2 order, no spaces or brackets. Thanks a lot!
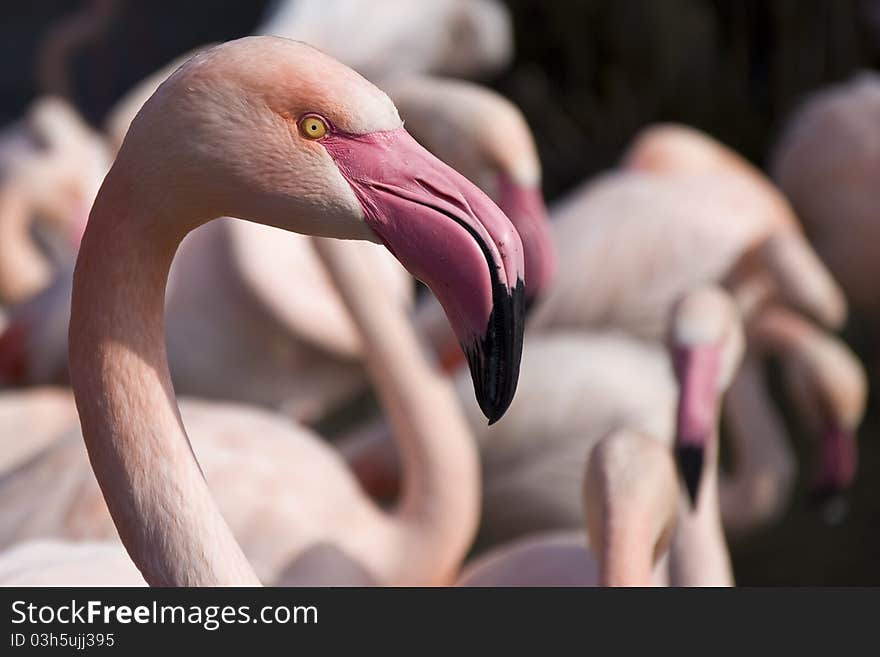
257,0,512,80
0,97,109,305
771,72,880,326
457,429,678,587
458,286,742,586
346,133,863,536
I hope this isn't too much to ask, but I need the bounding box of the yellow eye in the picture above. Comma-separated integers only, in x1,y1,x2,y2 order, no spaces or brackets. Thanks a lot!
298,115,328,140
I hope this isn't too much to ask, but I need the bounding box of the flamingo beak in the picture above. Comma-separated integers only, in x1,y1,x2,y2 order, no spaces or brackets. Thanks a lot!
323,127,525,423
672,344,721,507
811,424,858,499
496,174,556,306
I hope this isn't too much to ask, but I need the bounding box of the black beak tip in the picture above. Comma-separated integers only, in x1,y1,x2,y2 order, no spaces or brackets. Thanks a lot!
464,278,525,425
676,445,704,509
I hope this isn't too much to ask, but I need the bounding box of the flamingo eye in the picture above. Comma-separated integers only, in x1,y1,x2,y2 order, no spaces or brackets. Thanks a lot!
298,115,328,140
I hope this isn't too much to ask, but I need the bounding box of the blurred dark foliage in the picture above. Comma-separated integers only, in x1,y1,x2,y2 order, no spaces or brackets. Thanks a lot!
499,0,880,200
0,0,878,584
0,1,269,126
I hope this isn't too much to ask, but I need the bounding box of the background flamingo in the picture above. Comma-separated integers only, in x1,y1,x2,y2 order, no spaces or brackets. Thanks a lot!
458,285,742,586
0,96,108,305
458,429,677,587
771,72,880,327
257,0,512,80
345,130,864,537
346,308,863,549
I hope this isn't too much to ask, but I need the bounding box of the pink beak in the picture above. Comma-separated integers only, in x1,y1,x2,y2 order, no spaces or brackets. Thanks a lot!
672,344,721,507
323,127,525,423
812,424,858,497
496,174,556,305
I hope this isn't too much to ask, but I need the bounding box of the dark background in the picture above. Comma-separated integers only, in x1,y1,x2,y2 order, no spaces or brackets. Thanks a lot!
1,0,877,584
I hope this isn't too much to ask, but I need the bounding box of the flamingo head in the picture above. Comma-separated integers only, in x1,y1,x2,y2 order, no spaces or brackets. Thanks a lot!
584,429,679,586
668,286,744,507
777,327,867,499
22,97,110,249
122,36,525,422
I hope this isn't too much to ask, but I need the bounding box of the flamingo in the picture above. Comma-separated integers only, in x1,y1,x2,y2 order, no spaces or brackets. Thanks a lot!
1,72,555,428
527,125,847,495
457,429,677,587
109,47,414,422
666,286,740,586
64,36,524,586
0,47,412,421
453,331,676,548
737,306,867,500
0,365,474,586
0,97,109,305
532,127,846,341
771,72,880,324
346,302,863,548
257,0,512,80
347,146,859,524
0,99,108,387
458,286,741,586
623,124,866,502
0,240,477,585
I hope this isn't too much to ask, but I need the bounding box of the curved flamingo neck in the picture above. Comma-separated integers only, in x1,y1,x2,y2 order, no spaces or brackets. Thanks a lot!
589,458,676,588
668,429,734,586
312,237,479,584
68,163,259,586
0,183,52,304
597,526,656,587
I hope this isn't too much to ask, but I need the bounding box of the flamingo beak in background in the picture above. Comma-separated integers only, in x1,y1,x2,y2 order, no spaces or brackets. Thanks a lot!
496,173,556,307
323,127,525,423
811,424,858,500
672,344,721,507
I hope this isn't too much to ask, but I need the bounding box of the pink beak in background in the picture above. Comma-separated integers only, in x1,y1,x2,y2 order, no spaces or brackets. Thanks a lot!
496,173,556,306
812,424,858,498
323,126,525,423
672,344,722,507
